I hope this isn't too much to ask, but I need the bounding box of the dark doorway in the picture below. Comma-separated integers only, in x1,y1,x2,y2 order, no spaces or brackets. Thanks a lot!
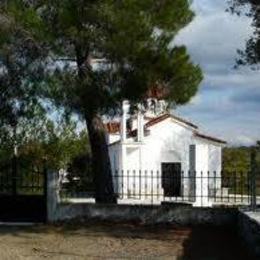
162,163,181,197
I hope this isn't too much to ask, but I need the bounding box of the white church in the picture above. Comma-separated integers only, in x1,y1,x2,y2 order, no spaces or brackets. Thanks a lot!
105,98,226,207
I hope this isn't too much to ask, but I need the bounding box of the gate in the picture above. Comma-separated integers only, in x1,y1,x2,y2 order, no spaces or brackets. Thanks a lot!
0,157,47,222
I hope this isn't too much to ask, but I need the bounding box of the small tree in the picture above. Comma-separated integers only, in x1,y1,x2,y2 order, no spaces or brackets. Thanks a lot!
2,1,203,202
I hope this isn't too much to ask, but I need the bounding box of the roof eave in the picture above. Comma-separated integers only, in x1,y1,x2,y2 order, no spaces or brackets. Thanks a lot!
194,132,227,145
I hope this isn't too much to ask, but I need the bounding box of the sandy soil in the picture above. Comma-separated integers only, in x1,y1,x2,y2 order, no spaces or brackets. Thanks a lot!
0,222,254,260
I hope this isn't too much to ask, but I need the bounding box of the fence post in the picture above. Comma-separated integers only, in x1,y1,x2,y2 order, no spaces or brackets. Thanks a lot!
47,170,60,222
11,152,18,196
250,148,257,211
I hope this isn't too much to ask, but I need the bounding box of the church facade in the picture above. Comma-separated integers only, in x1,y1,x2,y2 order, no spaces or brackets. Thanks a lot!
105,99,226,206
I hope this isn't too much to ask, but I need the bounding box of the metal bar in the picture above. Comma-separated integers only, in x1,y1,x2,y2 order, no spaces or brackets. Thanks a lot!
12,154,17,196
127,170,130,199
139,170,142,200
250,148,257,211
121,170,124,199
207,171,210,204
181,171,184,202
133,170,136,198
151,170,153,204
214,171,216,203
240,171,243,204
201,171,203,207
145,170,147,199
157,170,159,201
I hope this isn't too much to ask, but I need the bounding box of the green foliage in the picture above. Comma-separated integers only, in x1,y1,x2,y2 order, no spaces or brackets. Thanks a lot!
64,153,95,195
1,0,203,116
223,147,251,173
0,4,90,172
222,145,260,195
19,124,90,170
228,0,260,66
223,145,260,173
1,1,203,198
0,5,49,149
0,114,90,171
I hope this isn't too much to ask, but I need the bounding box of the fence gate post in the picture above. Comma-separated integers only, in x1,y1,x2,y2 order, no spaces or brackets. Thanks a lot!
250,148,257,211
47,170,60,222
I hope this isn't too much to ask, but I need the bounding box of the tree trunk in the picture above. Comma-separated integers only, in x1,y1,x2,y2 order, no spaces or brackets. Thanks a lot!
85,113,116,203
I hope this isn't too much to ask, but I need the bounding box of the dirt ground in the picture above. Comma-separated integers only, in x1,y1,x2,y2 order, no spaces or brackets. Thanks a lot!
0,222,254,260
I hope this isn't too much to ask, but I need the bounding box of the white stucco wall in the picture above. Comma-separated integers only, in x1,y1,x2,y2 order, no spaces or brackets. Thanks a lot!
107,134,120,144
138,118,193,171
208,144,222,192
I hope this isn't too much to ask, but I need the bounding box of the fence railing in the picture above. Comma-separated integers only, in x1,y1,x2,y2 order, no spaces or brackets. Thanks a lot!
59,170,260,208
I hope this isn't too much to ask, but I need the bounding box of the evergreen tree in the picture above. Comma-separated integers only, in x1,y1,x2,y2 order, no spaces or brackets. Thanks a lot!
1,0,203,202
0,8,48,161
229,0,260,66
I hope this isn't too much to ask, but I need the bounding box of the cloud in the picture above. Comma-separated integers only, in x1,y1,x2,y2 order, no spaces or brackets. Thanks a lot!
232,89,260,104
205,69,260,90
228,135,256,147
175,6,253,73
174,0,260,146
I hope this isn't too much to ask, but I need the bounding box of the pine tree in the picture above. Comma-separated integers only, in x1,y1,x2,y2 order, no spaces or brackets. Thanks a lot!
229,0,260,66
1,0,203,202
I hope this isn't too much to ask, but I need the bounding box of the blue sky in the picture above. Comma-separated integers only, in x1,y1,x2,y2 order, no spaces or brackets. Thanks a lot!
175,0,260,146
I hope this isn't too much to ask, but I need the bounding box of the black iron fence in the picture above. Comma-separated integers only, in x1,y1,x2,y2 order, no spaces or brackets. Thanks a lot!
0,156,47,222
59,169,260,208
0,158,46,196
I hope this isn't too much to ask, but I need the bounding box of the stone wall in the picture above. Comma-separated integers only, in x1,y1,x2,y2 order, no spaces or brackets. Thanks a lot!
53,202,238,226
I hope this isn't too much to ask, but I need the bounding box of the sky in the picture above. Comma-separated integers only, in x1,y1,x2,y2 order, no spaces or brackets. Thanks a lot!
175,0,260,146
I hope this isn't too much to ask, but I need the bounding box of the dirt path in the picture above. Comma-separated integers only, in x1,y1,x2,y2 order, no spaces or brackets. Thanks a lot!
0,222,253,259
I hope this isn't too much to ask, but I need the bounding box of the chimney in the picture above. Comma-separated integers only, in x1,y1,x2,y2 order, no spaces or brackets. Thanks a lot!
137,104,144,142
121,100,129,142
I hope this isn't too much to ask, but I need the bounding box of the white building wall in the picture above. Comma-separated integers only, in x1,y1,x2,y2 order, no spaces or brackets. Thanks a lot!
208,145,222,191
193,144,211,207
108,134,120,144
140,119,193,171
108,143,122,194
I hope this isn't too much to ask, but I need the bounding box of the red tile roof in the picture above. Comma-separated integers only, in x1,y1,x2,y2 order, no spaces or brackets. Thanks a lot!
145,86,170,99
105,122,120,134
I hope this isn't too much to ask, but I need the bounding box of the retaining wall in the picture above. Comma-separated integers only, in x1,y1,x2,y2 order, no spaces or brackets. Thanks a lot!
52,202,238,226
238,210,260,258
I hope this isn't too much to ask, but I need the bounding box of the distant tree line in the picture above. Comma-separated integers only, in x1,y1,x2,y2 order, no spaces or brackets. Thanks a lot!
223,143,260,174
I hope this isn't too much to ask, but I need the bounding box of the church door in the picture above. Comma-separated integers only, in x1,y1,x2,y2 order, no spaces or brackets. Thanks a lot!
161,163,181,197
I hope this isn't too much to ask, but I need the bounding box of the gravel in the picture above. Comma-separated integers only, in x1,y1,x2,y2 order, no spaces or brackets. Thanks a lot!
0,222,253,259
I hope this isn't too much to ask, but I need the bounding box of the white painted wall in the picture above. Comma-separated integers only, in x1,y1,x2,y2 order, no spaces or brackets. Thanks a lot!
107,134,120,144
192,144,211,206
208,144,222,191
